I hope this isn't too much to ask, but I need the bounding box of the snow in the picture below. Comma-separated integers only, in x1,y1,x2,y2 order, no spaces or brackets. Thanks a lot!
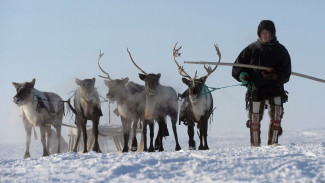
1,129,325,183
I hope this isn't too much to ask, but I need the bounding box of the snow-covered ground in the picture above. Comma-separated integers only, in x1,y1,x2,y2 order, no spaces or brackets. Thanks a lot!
1,128,324,183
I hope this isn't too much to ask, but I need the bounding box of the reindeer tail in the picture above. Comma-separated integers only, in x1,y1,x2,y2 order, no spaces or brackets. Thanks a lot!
65,98,77,115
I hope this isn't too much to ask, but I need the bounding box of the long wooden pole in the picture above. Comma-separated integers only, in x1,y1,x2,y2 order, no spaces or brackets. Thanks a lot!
184,61,325,83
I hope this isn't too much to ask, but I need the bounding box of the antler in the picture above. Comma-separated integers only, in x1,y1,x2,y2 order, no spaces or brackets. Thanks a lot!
172,42,192,79
203,43,221,78
97,50,112,80
193,71,197,81
127,48,147,75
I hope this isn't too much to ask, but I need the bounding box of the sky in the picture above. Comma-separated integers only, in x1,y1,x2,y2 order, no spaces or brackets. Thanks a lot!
0,0,324,144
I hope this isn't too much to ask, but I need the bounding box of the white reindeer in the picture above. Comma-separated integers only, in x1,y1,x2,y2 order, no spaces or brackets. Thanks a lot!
12,78,64,158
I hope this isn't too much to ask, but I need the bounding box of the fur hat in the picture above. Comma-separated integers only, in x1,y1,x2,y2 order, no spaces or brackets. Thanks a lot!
257,20,276,37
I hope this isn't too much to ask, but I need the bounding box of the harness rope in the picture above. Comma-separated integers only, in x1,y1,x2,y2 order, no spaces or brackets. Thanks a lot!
199,82,255,96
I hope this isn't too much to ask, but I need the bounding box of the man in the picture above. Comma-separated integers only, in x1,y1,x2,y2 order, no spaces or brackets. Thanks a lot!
232,20,291,146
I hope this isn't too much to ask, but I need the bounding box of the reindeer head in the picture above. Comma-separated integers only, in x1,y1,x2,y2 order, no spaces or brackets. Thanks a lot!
96,50,131,102
139,73,161,96
127,48,161,96
172,42,221,103
12,78,36,106
104,78,130,102
182,76,209,103
75,78,96,101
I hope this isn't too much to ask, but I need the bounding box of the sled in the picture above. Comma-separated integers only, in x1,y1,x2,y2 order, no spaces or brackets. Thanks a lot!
67,124,142,153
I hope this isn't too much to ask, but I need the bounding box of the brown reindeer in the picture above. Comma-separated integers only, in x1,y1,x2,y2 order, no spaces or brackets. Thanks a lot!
173,42,221,150
12,78,64,158
97,51,146,152
71,77,103,153
127,48,181,152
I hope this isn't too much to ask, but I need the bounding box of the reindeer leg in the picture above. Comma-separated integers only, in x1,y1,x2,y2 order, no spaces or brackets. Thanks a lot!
157,119,165,152
198,121,204,150
154,121,161,151
148,121,155,152
92,118,101,153
46,125,52,154
73,121,82,153
40,125,49,156
142,120,148,152
121,117,131,153
55,125,61,153
203,119,209,150
154,132,160,150
171,115,181,151
23,115,32,159
80,120,88,153
188,122,196,150
130,119,139,152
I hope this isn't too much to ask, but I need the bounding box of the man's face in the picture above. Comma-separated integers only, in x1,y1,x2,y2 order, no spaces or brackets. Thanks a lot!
260,29,271,43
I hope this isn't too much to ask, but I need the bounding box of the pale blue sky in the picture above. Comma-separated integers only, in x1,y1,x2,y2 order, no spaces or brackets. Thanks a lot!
1,0,324,143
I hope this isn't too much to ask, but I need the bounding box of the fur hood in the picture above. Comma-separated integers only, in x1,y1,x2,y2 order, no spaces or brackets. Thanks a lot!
257,20,276,37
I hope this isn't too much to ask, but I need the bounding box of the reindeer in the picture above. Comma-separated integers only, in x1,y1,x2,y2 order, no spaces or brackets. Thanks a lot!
127,48,181,152
97,51,146,152
172,42,221,150
71,77,103,153
12,78,64,158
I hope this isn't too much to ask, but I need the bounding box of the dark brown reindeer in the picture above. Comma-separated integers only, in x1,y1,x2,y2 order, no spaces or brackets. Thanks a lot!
127,48,181,152
97,51,146,152
12,78,64,158
173,42,221,150
71,77,103,153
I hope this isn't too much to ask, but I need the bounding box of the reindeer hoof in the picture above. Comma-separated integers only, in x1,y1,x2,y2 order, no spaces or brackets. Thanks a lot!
42,150,50,156
92,145,102,153
175,145,181,151
198,145,204,150
94,149,102,153
148,146,155,152
154,145,159,150
130,146,138,152
24,153,31,159
122,147,128,153
159,147,164,152
131,140,138,149
154,142,160,150
189,140,196,150
188,146,196,150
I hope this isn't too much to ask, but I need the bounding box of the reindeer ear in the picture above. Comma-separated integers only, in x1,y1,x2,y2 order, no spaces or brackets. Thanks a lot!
122,77,129,85
104,80,111,86
12,82,21,89
31,78,36,87
75,78,82,85
182,78,191,85
139,74,146,81
200,76,208,83
90,77,96,85
157,73,161,80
